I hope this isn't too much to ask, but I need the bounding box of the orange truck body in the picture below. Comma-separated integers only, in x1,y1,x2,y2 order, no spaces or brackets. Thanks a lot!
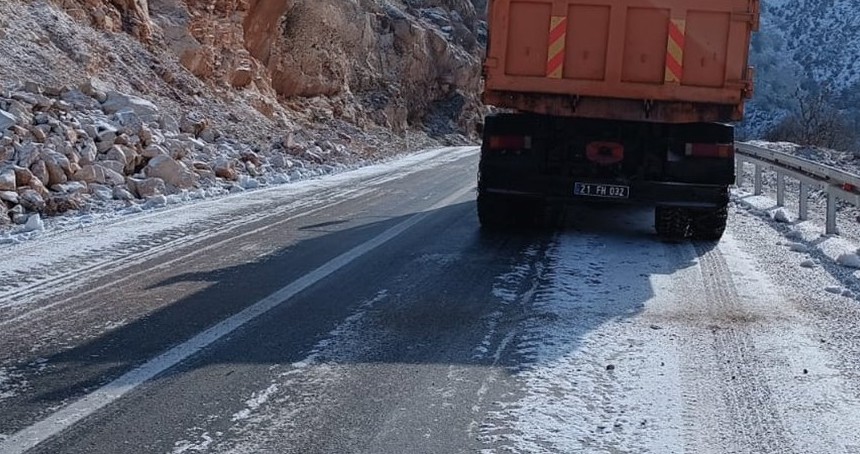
483,0,760,123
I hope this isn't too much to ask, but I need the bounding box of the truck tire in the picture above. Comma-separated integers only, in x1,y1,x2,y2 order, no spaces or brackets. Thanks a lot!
477,193,512,229
691,206,728,241
655,207,691,240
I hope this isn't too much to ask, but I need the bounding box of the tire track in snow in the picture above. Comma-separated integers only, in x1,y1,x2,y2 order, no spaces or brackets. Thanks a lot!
687,242,795,454
480,230,688,453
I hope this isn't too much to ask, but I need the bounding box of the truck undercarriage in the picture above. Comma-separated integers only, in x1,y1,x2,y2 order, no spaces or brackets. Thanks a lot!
477,113,734,240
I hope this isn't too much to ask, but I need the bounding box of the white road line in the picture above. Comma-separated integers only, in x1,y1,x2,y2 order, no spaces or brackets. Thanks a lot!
0,183,476,454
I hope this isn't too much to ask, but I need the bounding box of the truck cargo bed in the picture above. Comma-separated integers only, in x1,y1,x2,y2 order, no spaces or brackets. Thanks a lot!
483,0,759,123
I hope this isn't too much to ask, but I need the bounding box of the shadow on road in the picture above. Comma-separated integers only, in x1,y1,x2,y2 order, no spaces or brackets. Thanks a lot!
6,201,704,433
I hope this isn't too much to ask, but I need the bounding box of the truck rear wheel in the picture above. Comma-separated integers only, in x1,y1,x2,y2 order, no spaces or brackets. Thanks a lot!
690,206,728,241
477,192,510,229
655,207,691,240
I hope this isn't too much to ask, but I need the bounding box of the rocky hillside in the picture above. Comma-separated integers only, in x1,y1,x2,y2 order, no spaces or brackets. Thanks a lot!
0,0,486,229
743,0,860,139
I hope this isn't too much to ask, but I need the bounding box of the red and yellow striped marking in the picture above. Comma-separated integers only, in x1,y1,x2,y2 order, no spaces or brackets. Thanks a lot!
546,16,567,79
664,18,686,84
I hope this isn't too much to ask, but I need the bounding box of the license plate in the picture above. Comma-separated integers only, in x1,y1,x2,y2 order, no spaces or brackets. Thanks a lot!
574,182,630,199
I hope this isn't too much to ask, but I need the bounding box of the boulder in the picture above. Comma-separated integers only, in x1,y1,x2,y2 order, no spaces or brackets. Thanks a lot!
214,157,238,181
142,144,169,159
13,167,34,187
78,139,98,165
0,202,9,226
0,190,19,204
180,113,208,136
128,177,166,199
29,177,51,199
1,110,17,130
98,160,126,176
105,146,138,173
80,79,108,103
21,213,44,233
44,194,84,215
51,182,88,194
90,184,114,202
42,150,73,181
102,92,159,122
240,150,262,167
159,114,180,134
0,168,15,191
14,145,40,168
113,186,135,201
17,188,45,212
143,155,197,189
114,110,144,134
73,164,125,185
30,160,49,187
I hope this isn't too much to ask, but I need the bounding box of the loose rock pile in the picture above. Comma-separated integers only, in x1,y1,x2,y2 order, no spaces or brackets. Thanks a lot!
0,80,354,229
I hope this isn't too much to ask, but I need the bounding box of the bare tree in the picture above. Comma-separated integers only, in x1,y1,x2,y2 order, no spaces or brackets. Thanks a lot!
766,84,857,151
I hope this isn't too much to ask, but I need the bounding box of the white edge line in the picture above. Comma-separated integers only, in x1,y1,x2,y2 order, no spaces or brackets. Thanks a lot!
0,183,476,454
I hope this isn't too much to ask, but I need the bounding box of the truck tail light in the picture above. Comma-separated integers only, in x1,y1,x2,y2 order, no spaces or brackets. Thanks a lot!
586,141,624,165
685,143,735,159
487,135,532,150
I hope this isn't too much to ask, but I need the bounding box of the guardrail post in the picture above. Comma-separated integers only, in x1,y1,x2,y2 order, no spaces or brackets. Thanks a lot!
798,182,809,221
826,187,838,235
735,159,743,187
754,164,763,195
776,173,785,207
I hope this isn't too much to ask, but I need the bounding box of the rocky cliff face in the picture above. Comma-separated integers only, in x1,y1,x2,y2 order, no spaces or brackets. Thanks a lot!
0,0,486,228
49,0,485,133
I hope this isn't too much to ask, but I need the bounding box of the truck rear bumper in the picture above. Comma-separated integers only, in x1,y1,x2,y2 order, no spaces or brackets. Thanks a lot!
481,178,729,208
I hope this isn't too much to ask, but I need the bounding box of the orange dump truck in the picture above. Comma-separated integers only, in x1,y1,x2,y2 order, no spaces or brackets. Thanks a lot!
477,0,760,239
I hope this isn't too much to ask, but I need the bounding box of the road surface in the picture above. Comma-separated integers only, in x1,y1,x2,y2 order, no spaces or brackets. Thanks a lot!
2,147,860,453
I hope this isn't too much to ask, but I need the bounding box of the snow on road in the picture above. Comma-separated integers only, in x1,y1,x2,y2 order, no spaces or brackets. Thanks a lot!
480,209,860,453
0,147,475,323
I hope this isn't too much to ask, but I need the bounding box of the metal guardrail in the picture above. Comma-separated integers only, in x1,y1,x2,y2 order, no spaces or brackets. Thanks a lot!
735,142,860,235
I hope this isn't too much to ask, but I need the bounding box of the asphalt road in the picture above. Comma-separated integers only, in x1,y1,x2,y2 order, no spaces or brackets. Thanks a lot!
3,147,860,453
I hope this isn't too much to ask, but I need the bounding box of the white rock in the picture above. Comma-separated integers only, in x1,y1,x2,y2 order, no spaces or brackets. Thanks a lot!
0,168,15,191
129,177,166,198
114,110,143,134
271,173,290,185
123,205,144,214
73,164,125,185
102,92,159,122
42,150,71,186
238,175,259,190
90,184,114,201
788,243,808,253
113,186,135,201
78,140,98,165
159,114,180,134
836,253,860,269
30,160,49,187
18,189,45,212
142,195,167,209
0,110,17,130
142,144,169,159
773,209,791,223
51,182,87,194
21,213,44,233
144,155,197,189
0,190,19,204
0,203,9,226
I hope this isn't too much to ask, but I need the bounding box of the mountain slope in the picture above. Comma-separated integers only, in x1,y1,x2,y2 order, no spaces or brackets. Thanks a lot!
745,0,860,139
